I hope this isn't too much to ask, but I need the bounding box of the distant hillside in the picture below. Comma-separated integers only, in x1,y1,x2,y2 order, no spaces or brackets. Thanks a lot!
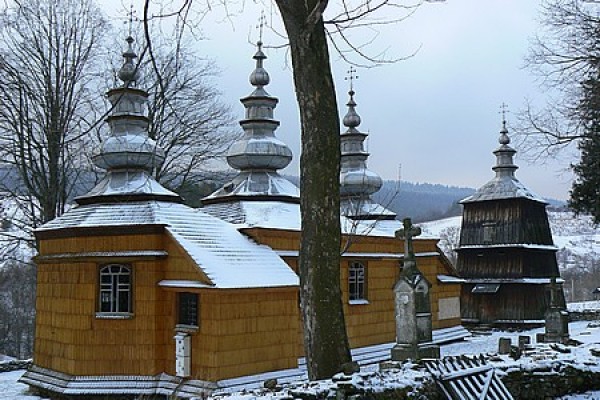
0,163,564,222
372,180,475,222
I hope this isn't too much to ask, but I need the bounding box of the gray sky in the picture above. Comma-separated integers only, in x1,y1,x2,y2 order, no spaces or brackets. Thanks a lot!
103,0,575,201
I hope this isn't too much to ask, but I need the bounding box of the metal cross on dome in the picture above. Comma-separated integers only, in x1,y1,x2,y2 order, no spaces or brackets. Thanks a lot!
257,11,266,43
345,66,359,92
117,3,139,37
499,102,510,125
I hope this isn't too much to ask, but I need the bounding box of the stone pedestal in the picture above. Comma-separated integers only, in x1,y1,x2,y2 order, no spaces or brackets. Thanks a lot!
392,218,440,362
544,278,569,343
390,261,440,362
498,337,511,354
391,342,440,361
544,308,569,343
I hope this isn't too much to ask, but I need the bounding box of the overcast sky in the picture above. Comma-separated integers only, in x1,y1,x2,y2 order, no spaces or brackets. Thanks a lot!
102,0,575,201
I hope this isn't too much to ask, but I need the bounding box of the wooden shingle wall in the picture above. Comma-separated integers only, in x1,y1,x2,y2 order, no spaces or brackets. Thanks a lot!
34,225,461,382
35,259,168,376
245,228,463,351
35,233,170,376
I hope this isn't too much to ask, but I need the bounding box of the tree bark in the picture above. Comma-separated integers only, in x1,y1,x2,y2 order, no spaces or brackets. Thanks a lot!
275,0,351,380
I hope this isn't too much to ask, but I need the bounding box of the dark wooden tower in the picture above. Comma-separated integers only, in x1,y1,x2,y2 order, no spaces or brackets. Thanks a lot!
456,120,564,325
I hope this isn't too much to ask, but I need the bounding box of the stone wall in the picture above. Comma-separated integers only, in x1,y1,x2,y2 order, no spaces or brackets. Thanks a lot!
569,310,600,322
0,359,32,373
503,365,600,399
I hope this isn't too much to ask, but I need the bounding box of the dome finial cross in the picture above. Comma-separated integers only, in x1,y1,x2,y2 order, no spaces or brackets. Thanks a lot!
499,102,509,128
345,66,359,93
257,11,266,45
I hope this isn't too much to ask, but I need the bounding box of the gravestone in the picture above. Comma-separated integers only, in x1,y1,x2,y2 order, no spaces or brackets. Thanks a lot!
498,337,511,355
391,218,440,361
544,277,569,343
518,335,530,350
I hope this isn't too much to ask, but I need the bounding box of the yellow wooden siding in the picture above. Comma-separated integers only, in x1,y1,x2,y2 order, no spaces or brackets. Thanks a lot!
248,228,463,351
34,259,169,376
163,231,212,284
39,234,164,254
161,289,300,382
34,225,462,382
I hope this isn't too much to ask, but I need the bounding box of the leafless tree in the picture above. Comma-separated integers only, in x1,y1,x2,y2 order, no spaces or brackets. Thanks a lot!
515,0,600,158
134,37,238,195
0,260,36,359
0,0,109,248
516,0,600,221
142,0,425,380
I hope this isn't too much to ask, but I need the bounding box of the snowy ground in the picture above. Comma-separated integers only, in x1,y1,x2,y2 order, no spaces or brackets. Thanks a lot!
4,320,600,399
0,370,49,399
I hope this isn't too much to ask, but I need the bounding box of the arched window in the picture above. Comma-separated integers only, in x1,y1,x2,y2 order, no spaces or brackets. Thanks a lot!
348,261,367,301
99,264,132,314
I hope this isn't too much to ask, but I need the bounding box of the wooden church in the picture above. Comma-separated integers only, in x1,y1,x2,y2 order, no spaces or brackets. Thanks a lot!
456,118,565,325
21,38,466,399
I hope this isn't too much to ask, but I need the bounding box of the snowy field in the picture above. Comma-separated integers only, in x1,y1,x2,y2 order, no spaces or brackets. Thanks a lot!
4,320,600,399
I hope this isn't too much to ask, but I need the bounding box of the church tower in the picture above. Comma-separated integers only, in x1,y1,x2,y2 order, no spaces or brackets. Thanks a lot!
456,117,564,325
202,40,299,219
76,36,180,205
339,75,395,221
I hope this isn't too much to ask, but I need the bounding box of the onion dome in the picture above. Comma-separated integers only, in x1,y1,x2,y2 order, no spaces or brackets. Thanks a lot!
76,36,179,205
118,36,140,84
226,41,292,171
203,41,298,205
461,117,545,204
492,120,518,178
340,89,382,196
339,87,395,220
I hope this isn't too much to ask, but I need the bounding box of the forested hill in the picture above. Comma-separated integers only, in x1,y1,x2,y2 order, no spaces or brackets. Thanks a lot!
372,180,475,222
0,164,561,223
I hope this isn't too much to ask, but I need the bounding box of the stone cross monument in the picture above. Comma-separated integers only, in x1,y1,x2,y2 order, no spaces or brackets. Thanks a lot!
544,277,569,343
391,218,440,361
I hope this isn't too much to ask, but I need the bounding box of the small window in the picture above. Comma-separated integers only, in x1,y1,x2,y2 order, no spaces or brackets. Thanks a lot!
348,261,367,302
482,222,496,244
472,284,501,294
99,264,132,314
178,292,199,326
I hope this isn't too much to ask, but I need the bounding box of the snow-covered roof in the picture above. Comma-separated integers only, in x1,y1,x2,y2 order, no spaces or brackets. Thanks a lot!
203,200,301,230
203,171,300,202
437,274,466,283
275,250,440,259
342,217,403,237
462,122,547,205
418,216,462,239
77,170,179,203
460,175,547,204
38,201,298,289
462,277,565,285
457,243,559,251
340,198,397,221
203,199,405,237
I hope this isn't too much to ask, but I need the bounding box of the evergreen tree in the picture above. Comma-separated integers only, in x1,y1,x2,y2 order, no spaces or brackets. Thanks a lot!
569,74,600,223
521,0,600,223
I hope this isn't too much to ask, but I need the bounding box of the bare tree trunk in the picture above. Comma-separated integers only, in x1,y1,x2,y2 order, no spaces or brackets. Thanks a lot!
275,0,351,380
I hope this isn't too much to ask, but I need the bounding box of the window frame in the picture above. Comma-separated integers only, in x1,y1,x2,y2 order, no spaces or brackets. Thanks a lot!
482,222,496,244
177,292,199,328
348,261,368,304
96,263,133,319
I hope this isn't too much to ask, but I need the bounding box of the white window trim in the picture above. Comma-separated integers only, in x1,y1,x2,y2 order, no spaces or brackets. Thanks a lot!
98,263,133,315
